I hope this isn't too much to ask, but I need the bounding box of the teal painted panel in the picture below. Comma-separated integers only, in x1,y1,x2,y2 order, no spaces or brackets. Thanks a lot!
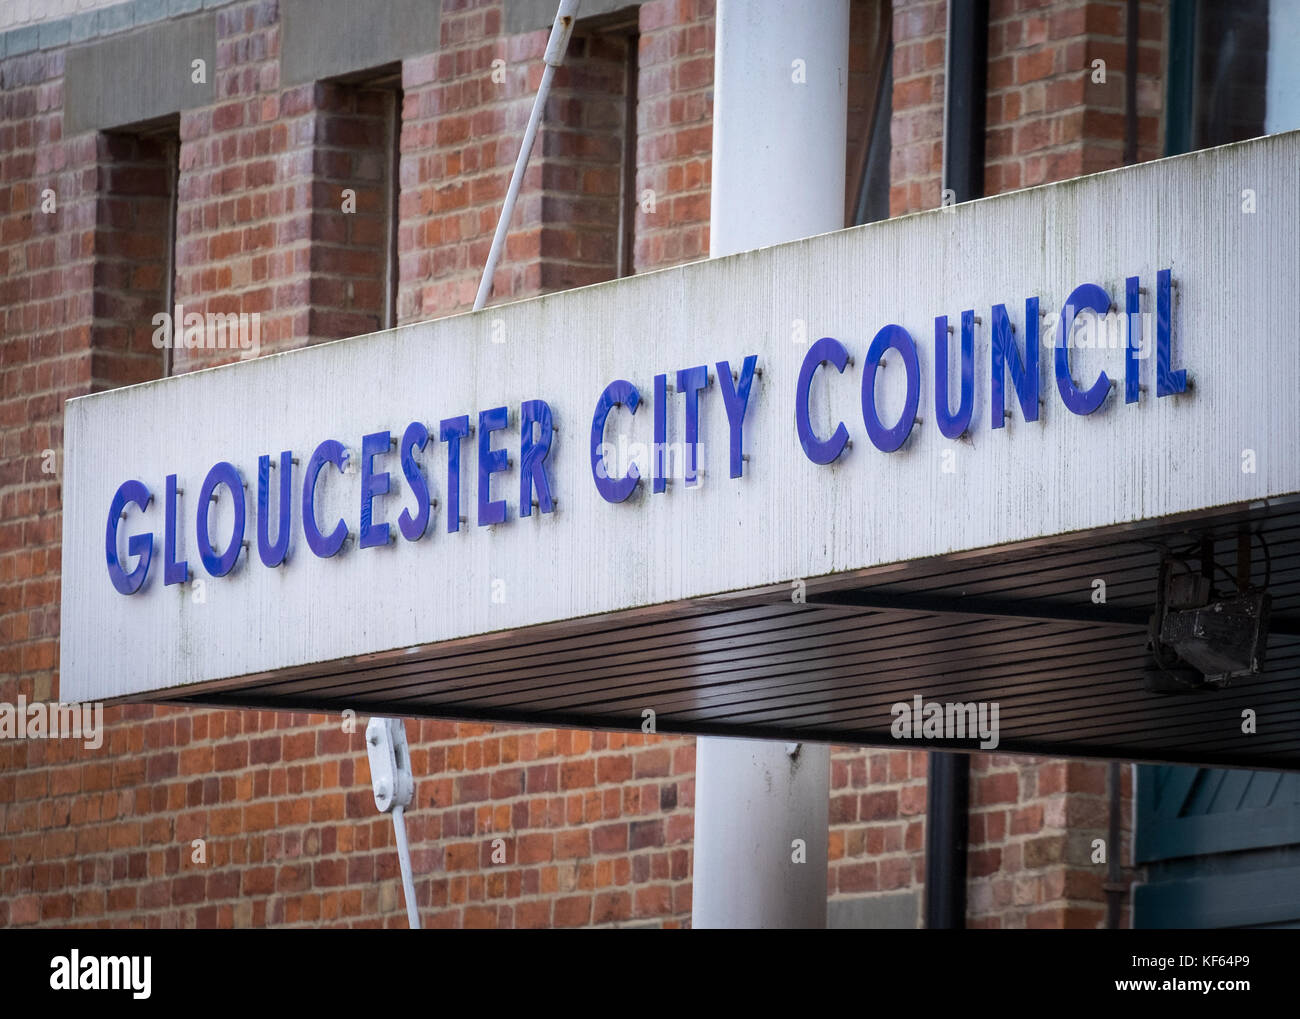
1135,865,1300,928
1137,766,1300,862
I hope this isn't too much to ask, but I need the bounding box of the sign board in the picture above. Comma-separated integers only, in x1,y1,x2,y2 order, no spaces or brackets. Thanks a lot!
62,132,1300,718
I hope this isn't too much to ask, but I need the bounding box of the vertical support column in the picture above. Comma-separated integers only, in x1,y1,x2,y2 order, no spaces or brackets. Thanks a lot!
694,740,833,928
708,0,850,255
692,0,849,930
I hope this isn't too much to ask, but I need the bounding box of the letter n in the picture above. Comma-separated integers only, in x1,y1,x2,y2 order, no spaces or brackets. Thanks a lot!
991,298,1039,428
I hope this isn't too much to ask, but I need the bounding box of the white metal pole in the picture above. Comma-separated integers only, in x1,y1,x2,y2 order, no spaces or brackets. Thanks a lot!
391,804,420,930
365,716,420,929
473,0,581,311
692,0,849,929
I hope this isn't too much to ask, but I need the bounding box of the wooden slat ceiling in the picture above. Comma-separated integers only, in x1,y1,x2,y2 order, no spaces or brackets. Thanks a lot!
163,499,1300,771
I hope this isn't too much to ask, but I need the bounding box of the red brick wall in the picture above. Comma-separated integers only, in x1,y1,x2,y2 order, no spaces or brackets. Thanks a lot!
1,42,89,708
1,0,1154,929
890,0,947,216
632,0,713,271
890,0,1165,209
985,0,1166,192
172,2,311,368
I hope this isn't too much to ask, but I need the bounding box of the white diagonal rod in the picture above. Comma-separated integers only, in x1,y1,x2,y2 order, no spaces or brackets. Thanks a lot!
473,0,581,311
391,804,420,930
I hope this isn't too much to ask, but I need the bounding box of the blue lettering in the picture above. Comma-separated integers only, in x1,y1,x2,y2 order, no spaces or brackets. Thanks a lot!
397,422,432,541
440,416,470,533
861,324,920,453
478,407,509,526
795,337,851,464
519,400,555,517
106,480,152,595
716,355,758,478
257,451,292,567
359,430,392,548
676,365,710,486
1156,268,1186,396
934,313,974,439
991,298,1040,427
1055,283,1112,416
302,439,348,558
197,461,245,577
164,473,188,585
591,380,641,503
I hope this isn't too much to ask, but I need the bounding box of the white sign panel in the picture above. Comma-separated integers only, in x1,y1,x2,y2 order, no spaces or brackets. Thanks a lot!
61,131,1300,703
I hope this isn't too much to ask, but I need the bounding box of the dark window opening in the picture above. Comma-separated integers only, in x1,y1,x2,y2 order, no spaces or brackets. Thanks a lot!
847,0,893,226
312,66,403,339
541,8,640,289
93,115,180,387
1167,0,1300,155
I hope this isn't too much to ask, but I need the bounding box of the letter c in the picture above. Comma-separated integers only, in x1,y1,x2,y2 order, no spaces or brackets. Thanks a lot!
795,336,851,464
591,380,641,503
302,439,349,558
1055,282,1113,415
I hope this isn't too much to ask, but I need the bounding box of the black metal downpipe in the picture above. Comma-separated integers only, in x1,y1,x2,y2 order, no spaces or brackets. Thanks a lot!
1105,761,1124,928
926,752,971,928
940,0,988,206
1123,0,1139,165
1108,0,1141,931
925,0,987,931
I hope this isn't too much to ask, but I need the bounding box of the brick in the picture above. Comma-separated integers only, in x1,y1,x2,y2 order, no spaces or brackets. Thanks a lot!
556,829,590,859
1015,48,1057,84
860,790,899,820
592,823,628,854
592,890,632,924
553,895,591,928
10,896,39,926
634,748,671,778
517,833,554,865
836,862,878,893
489,767,524,799
560,758,595,789
634,884,673,917
976,772,1019,805
629,819,663,850
1023,835,1067,868
1010,804,1044,836
596,753,633,783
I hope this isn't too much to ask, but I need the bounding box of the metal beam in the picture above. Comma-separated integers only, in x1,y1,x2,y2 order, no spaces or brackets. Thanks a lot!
808,590,1300,637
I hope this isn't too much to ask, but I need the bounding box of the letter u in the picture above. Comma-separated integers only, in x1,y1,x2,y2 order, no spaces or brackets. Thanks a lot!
258,451,293,567
934,313,975,439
